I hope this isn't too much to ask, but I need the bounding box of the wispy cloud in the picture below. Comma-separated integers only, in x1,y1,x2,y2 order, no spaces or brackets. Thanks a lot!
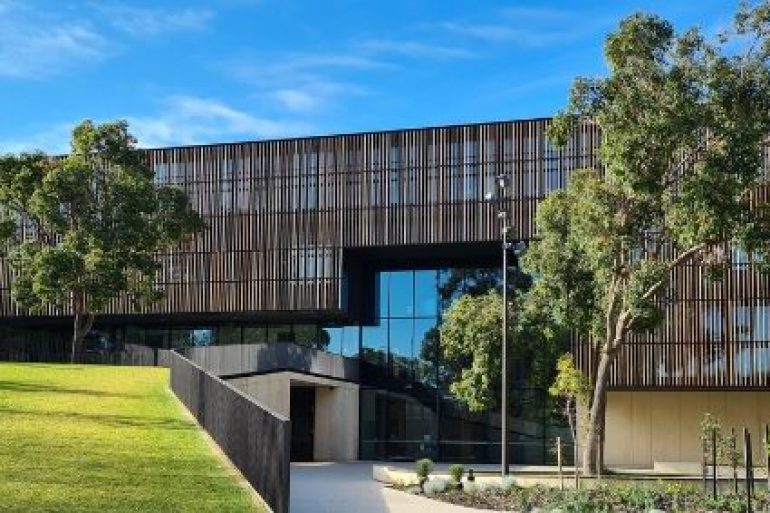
438,7,611,47
127,95,312,147
1,95,312,152
0,122,75,154
0,1,217,79
0,2,109,79
227,51,383,114
361,39,475,60
95,4,214,38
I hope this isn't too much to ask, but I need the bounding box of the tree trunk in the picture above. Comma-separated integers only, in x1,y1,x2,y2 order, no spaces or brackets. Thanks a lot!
582,349,612,475
70,310,94,364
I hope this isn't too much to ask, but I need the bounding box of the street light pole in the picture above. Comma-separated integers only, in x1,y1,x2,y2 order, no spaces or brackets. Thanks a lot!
501,208,509,476
496,174,511,477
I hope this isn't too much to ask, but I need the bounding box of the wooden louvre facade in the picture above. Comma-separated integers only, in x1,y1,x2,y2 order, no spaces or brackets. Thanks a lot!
0,118,768,389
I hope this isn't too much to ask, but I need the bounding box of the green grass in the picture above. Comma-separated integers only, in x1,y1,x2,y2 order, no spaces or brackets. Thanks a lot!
0,363,264,512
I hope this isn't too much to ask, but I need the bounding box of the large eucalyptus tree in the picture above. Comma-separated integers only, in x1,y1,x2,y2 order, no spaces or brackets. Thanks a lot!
525,2,770,473
0,120,203,362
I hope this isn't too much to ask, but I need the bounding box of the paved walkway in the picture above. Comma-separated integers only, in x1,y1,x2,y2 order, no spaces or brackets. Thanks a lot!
290,462,483,513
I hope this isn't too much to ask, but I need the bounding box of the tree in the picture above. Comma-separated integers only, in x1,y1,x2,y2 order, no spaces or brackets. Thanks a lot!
0,120,204,362
437,287,565,413
524,2,770,474
549,354,589,484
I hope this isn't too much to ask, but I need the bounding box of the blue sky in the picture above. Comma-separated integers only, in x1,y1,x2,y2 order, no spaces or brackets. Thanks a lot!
0,0,738,152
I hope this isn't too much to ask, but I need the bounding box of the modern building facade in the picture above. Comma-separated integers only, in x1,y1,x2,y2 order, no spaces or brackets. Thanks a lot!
1,118,768,467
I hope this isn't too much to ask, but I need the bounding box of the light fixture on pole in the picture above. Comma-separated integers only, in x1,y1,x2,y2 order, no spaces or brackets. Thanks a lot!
487,173,514,477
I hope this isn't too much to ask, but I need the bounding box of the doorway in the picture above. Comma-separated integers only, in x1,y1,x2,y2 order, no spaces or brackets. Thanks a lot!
290,386,315,461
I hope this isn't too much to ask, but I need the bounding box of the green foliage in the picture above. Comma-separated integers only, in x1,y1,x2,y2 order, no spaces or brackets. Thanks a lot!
414,458,433,490
448,464,464,483
549,354,590,402
439,291,504,412
436,283,567,413
422,481,766,513
525,2,770,470
531,1,770,342
0,120,204,352
700,413,724,447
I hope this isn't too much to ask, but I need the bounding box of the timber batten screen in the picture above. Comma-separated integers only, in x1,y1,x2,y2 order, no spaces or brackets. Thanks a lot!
0,119,601,317
0,118,768,390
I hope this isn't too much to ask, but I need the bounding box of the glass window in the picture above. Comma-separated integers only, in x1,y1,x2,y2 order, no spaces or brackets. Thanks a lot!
414,270,439,317
191,328,215,347
378,272,390,318
218,325,242,345
294,324,320,348
359,389,388,460
341,326,359,358
243,326,267,344
319,326,344,354
124,325,145,346
388,271,414,317
169,328,193,348
145,328,168,349
703,306,723,342
734,307,752,342
268,325,295,344
754,306,770,342
361,323,387,364
389,319,413,382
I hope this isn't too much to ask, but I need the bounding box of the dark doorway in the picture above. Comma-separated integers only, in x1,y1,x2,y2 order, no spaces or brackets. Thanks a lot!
290,386,315,461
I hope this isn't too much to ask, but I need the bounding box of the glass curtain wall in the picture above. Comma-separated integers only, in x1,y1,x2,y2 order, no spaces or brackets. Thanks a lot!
359,268,569,464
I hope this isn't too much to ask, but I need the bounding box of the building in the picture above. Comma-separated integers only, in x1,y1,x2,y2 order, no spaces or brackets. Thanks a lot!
1,118,768,467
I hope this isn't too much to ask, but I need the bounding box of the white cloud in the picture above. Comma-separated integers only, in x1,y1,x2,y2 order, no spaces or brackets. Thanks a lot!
0,3,108,78
360,40,475,60
228,51,382,114
127,95,312,147
273,89,318,112
0,122,74,154
438,7,610,47
0,96,313,152
96,4,214,38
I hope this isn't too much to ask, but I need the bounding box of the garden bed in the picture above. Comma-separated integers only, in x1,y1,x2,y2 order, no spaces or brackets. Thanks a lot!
402,481,770,512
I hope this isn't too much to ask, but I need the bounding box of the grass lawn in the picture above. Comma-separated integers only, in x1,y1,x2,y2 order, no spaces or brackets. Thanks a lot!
0,362,265,512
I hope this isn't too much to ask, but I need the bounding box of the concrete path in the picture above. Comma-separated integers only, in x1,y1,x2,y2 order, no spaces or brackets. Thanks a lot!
290,462,484,513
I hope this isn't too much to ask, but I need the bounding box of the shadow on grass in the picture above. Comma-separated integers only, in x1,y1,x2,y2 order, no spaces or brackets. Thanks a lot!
1,363,86,370
0,381,144,398
0,407,197,431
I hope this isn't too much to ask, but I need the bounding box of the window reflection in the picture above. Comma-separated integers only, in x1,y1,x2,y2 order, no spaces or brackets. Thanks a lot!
388,271,414,317
268,325,294,344
414,271,438,317
389,318,413,382
191,328,215,347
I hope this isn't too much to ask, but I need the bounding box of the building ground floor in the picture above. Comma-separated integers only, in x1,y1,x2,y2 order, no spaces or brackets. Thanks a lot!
2,265,769,468
222,368,770,469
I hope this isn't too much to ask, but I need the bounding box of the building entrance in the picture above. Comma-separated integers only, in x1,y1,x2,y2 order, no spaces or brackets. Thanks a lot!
290,386,315,461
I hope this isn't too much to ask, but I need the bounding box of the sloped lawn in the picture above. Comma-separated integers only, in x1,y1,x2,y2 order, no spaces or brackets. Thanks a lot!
0,362,263,512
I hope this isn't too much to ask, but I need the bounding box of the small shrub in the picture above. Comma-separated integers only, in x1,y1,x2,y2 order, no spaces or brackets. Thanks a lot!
462,481,480,494
414,458,434,491
448,464,464,483
423,477,448,496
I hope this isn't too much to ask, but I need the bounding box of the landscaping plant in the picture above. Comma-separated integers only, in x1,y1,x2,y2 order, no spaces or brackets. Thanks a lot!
414,458,434,491
448,464,464,489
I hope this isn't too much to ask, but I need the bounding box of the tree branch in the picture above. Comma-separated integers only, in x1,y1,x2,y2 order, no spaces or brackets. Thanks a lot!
639,242,707,303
